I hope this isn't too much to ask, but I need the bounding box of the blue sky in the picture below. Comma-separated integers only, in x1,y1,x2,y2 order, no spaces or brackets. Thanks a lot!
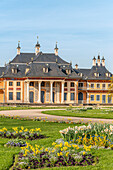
0,0,113,71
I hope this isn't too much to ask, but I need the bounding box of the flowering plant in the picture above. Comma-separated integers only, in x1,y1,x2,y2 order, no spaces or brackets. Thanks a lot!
0,126,43,140
12,141,97,169
4,138,27,147
59,123,113,148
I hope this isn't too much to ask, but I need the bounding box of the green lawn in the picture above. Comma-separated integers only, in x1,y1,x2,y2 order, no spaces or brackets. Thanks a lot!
42,108,113,119
0,117,113,170
0,106,68,111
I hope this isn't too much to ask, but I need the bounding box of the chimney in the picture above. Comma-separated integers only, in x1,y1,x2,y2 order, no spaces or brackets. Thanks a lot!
102,56,105,66
35,36,40,55
17,41,21,55
54,42,58,56
97,55,100,66
92,56,96,66
75,64,78,69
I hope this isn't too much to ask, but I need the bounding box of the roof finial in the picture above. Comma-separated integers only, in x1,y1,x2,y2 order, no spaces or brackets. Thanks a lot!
98,52,100,59
55,41,58,49
37,36,39,43
17,41,20,48
35,36,40,47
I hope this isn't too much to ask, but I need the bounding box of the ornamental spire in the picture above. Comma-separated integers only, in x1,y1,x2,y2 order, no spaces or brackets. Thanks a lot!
17,41,21,55
54,41,58,55
35,36,40,55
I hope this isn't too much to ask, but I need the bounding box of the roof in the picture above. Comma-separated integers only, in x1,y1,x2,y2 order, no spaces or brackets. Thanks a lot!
0,50,112,80
26,63,67,78
0,67,6,77
74,64,112,80
33,52,69,64
10,52,69,65
10,53,36,64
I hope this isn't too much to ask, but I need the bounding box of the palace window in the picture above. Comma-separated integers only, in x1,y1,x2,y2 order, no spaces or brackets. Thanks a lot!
16,92,21,100
108,95,112,103
90,95,94,101
12,68,17,74
30,82,34,86
102,84,106,89
43,67,48,73
17,82,20,86
102,95,106,103
66,69,71,75
53,82,55,87
108,84,111,88
78,83,83,87
91,84,94,88
71,82,74,87
9,92,13,100
64,93,67,101
94,73,99,77
106,73,111,77
41,82,45,87
9,82,13,86
64,82,67,87
46,82,49,87
96,84,100,88
70,93,75,100
96,95,100,101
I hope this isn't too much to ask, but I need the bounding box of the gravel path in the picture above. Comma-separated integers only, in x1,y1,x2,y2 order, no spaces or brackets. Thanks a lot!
0,109,113,124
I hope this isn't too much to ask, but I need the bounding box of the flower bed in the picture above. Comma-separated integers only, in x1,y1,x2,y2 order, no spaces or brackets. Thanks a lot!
12,142,98,169
0,126,44,140
59,123,113,149
4,138,27,147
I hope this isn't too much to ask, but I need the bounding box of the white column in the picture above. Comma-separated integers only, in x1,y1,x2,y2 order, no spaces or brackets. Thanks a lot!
13,81,16,103
61,81,64,103
38,81,41,103
27,81,29,103
21,81,23,103
75,81,77,104
7,81,8,102
3,80,6,103
87,93,89,104
50,81,53,103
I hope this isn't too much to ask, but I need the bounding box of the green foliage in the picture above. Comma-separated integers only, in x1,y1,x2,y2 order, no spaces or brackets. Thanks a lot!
42,108,113,119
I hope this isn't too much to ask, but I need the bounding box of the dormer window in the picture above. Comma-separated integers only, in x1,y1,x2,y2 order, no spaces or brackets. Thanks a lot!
94,73,99,77
12,68,17,74
106,73,111,77
43,67,48,73
66,69,71,75
78,73,83,77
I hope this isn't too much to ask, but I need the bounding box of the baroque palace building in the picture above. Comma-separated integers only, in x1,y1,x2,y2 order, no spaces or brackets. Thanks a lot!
0,39,112,105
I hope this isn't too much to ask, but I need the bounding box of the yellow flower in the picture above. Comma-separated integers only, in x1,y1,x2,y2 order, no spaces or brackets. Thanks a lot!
64,142,69,147
63,147,67,151
59,143,62,147
72,144,78,148
65,152,69,157
52,142,56,146
45,148,48,152
83,152,85,155
60,152,63,156
24,128,28,132
57,153,60,156
21,126,24,130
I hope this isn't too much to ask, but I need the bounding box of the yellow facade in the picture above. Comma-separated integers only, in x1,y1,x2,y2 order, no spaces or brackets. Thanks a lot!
0,78,112,105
